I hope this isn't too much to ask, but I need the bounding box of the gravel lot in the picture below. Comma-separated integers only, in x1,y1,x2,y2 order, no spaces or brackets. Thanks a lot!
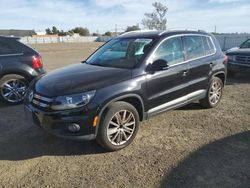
0,43,249,188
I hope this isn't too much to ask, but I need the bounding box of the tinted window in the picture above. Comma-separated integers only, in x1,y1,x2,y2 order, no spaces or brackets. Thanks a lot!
153,37,184,66
184,36,204,60
202,36,215,55
0,42,14,55
240,39,250,49
0,39,25,55
207,37,215,54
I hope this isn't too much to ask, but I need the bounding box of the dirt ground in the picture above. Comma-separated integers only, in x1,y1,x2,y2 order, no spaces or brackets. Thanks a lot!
0,42,249,188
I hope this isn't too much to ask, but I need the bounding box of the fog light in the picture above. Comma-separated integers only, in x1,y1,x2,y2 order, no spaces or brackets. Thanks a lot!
68,123,80,133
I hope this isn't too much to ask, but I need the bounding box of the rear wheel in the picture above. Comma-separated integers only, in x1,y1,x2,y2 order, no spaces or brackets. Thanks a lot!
97,101,140,151
0,74,29,105
200,77,223,108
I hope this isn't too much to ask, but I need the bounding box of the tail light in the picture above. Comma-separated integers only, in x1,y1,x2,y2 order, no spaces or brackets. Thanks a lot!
223,55,228,65
32,55,43,69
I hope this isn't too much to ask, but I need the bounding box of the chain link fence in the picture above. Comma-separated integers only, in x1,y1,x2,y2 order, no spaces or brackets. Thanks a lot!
214,34,250,51
20,34,250,51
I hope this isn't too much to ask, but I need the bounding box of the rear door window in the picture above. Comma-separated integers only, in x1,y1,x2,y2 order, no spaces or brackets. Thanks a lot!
153,37,184,66
184,36,205,60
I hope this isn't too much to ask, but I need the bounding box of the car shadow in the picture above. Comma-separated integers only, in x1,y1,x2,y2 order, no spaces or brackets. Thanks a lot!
0,103,107,161
161,131,250,188
0,124,106,161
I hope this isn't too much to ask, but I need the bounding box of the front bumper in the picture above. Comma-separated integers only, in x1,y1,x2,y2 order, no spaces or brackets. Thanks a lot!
24,103,98,141
228,61,250,72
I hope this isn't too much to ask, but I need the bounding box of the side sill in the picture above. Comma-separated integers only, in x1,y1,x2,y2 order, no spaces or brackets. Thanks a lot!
146,90,206,118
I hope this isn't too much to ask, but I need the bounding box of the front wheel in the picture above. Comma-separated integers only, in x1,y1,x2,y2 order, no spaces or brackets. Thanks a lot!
200,77,223,108
0,74,29,105
97,102,140,151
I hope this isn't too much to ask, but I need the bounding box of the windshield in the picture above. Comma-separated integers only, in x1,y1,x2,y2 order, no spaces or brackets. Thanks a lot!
240,39,250,49
86,38,154,69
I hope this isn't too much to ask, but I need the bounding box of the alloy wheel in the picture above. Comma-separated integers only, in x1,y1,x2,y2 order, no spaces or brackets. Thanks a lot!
1,79,28,103
209,80,222,105
107,110,136,146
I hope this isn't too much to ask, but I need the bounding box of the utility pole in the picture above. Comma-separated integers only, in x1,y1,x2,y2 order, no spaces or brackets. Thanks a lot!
115,24,118,36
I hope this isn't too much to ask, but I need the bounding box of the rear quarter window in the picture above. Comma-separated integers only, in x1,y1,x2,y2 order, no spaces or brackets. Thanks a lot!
202,36,216,55
0,38,34,55
0,41,16,55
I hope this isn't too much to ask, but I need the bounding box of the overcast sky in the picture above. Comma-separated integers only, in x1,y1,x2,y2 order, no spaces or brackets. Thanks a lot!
0,0,249,33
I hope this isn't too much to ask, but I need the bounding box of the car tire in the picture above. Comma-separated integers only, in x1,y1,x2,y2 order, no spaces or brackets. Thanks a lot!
0,74,29,105
97,101,140,151
200,77,223,108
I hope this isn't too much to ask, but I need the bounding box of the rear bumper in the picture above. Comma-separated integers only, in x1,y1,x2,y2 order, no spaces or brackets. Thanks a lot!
31,68,46,78
24,103,98,141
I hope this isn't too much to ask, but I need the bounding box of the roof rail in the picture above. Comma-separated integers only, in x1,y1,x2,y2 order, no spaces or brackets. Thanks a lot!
158,30,170,36
120,30,157,36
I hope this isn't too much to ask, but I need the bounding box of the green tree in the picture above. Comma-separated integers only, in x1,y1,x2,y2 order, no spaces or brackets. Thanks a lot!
45,28,52,35
142,2,168,30
125,25,141,32
66,30,74,36
52,26,59,34
58,30,67,36
104,31,112,36
72,27,90,36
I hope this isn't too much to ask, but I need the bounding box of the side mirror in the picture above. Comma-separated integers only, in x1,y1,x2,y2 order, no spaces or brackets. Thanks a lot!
149,59,169,71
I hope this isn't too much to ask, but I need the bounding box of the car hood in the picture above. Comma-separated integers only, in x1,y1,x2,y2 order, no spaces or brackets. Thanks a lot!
226,47,250,55
35,63,132,97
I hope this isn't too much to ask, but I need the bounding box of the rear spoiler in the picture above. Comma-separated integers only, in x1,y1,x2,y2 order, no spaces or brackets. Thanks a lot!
0,35,20,40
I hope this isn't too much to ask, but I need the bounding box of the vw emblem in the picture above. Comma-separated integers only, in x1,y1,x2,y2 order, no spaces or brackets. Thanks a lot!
28,91,34,102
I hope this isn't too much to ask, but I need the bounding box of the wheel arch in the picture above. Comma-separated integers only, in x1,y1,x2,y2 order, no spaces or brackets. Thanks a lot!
94,94,146,136
0,70,33,82
213,71,226,86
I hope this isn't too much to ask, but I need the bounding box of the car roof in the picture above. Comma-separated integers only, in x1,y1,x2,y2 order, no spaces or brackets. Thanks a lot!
118,30,210,39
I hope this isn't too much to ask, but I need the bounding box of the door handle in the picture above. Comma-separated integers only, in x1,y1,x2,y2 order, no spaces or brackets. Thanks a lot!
210,62,215,67
182,70,188,76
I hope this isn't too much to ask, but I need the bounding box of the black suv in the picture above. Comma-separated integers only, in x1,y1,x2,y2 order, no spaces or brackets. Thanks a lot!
0,36,45,104
25,30,227,151
226,38,250,77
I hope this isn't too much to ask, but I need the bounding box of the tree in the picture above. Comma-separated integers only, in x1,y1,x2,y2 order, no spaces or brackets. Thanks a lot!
142,1,168,30
45,28,52,35
66,30,74,36
52,26,59,34
58,30,67,36
104,31,112,36
125,25,141,32
72,27,90,36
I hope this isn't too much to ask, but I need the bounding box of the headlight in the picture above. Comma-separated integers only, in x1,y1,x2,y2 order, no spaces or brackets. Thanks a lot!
51,90,96,110
227,55,236,61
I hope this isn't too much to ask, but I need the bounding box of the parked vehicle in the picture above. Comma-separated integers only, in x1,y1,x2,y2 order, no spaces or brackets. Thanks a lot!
226,38,250,77
0,36,45,104
24,30,227,151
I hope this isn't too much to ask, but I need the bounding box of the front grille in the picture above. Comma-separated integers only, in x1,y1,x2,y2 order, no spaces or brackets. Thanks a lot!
32,93,53,109
235,55,250,64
